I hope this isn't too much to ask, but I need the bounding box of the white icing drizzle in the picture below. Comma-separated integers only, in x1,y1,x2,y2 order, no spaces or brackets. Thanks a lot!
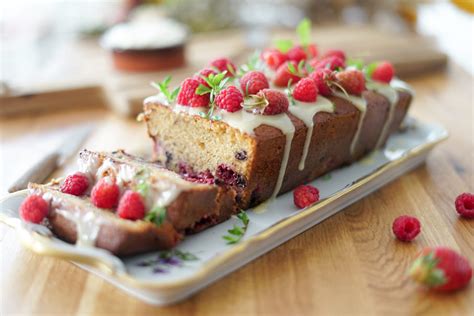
55,209,101,247
144,93,169,106
333,91,367,156
218,109,295,199
288,97,334,170
390,78,415,96
367,82,400,148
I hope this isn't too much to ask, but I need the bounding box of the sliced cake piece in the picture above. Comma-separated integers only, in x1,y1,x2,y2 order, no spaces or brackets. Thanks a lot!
30,183,181,256
22,150,237,256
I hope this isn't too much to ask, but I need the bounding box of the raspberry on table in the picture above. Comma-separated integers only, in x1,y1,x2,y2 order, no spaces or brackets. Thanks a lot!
215,86,244,113
335,69,366,95
90,178,120,209
287,46,307,63
60,172,89,196
19,195,49,224
293,77,318,102
240,71,269,95
117,190,146,220
455,192,474,218
210,57,236,77
176,78,210,107
310,56,345,71
293,185,320,209
273,61,302,87
372,61,395,83
309,68,335,97
261,48,288,70
392,215,421,241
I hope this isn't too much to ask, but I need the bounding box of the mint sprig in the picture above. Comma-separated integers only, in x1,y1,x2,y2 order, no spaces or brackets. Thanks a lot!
297,18,311,47
223,211,249,244
275,39,293,53
145,206,167,226
196,71,230,120
150,76,180,103
238,51,263,76
288,60,306,78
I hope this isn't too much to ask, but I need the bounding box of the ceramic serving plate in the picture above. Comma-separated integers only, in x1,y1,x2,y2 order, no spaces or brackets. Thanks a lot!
0,118,448,305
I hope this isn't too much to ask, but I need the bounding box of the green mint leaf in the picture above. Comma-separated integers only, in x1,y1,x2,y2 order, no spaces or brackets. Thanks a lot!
145,206,167,226
170,87,180,102
297,18,311,47
275,39,293,53
297,60,305,72
196,84,211,95
347,59,364,70
222,210,249,245
364,62,378,79
322,173,332,181
288,62,297,75
163,75,172,87
174,249,199,261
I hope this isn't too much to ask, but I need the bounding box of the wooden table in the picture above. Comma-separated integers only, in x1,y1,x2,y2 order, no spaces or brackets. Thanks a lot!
1,52,473,316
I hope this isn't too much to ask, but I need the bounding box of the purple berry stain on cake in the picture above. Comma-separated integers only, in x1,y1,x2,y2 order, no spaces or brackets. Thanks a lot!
216,164,247,188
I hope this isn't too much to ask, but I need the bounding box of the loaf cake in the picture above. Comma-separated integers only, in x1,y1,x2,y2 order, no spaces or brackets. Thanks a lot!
143,46,413,210
22,150,237,256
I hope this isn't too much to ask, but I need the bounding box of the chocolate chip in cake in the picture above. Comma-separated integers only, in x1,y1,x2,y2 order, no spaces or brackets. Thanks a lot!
235,150,248,161
165,151,173,164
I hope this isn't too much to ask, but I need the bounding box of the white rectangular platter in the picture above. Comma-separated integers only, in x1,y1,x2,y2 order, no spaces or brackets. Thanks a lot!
0,118,448,305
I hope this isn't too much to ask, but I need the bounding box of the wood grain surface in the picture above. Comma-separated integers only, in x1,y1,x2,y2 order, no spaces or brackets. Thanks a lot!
0,45,472,316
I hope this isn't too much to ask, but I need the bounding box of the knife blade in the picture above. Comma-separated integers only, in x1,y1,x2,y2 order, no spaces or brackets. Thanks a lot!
7,125,94,193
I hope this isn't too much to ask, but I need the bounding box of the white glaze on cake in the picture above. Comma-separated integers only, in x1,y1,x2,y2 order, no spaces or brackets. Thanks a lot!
366,82,400,148
218,109,295,199
55,209,101,247
288,97,334,170
333,91,367,156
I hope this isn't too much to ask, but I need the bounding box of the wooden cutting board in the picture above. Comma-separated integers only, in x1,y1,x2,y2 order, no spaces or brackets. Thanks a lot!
0,25,447,118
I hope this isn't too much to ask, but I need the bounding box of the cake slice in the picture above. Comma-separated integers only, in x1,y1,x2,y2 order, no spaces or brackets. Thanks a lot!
22,150,237,256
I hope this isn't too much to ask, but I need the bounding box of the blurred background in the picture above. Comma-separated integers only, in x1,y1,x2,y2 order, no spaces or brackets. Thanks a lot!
0,0,473,193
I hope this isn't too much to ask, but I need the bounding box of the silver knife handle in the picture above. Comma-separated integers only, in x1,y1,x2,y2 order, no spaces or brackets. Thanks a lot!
8,152,60,193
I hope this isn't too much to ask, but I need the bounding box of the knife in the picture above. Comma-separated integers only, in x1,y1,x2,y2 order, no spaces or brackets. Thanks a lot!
8,125,94,193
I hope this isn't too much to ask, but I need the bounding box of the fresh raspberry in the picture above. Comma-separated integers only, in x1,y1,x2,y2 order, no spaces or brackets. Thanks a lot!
176,78,210,107
194,68,217,87
392,215,421,241
259,89,289,115
287,46,307,62
117,190,145,220
90,178,120,209
455,193,474,218
372,61,395,83
261,48,288,70
310,56,345,71
293,77,318,102
293,185,320,209
215,86,243,112
60,172,89,196
273,61,302,87
240,71,269,95
210,57,236,77
335,69,366,95
321,49,346,61
309,68,335,96
19,195,49,223
409,247,472,292
306,44,319,59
